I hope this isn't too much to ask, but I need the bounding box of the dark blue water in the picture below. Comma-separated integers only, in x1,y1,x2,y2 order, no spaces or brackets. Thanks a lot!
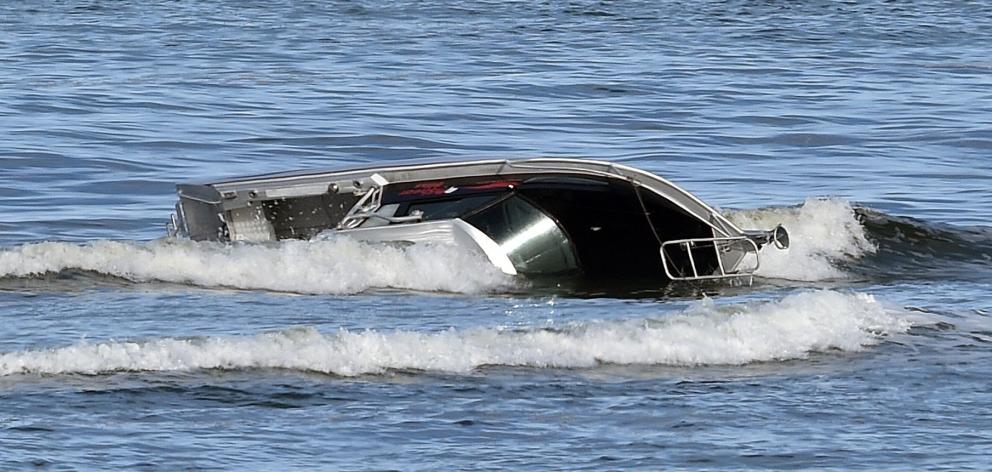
2,1,991,469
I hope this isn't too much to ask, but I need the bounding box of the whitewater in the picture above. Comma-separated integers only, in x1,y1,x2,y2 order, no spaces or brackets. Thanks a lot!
4,2,991,468
0,199,870,294
0,290,911,377
0,199,923,380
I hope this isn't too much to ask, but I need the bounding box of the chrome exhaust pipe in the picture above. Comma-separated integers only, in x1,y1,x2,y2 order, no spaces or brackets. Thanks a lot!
743,224,790,250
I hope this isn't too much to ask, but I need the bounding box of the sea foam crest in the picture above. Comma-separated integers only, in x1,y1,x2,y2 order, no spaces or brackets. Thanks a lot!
0,238,511,294
727,198,875,281
0,291,909,377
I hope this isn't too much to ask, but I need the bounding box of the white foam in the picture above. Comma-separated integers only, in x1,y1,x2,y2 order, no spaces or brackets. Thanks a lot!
0,238,512,294
0,291,909,377
727,198,875,281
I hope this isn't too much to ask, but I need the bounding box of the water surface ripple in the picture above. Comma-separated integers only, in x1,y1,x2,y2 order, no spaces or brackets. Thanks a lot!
1,1,991,470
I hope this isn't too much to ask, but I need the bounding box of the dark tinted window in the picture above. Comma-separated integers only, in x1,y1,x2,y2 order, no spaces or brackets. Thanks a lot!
407,195,498,220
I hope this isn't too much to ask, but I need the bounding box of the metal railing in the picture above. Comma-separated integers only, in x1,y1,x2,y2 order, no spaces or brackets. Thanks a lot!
659,236,760,281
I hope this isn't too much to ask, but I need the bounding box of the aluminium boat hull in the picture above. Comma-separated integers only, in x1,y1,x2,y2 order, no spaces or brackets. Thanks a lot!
170,158,788,282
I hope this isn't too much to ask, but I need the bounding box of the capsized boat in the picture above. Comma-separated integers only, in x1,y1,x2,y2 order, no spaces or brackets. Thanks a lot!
168,158,789,282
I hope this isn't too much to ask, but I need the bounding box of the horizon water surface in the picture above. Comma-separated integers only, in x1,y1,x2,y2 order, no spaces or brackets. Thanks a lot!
2,1,992,470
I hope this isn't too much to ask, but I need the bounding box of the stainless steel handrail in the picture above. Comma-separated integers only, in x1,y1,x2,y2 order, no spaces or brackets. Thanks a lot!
659,236,760,281
344,211,424,225
177,189,222,205
166,213,179,238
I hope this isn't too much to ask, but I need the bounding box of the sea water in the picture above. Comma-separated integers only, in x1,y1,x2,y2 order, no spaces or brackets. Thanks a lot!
1,1,991,470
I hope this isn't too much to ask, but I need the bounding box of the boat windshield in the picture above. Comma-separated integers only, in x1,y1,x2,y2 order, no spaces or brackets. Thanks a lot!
464,196,579,275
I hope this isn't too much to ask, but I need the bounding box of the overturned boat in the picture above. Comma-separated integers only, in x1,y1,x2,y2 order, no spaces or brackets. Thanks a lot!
169,158,788,282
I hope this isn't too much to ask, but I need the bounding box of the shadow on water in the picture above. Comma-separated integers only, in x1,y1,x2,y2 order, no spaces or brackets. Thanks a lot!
516,273,785,300
850,207,992,283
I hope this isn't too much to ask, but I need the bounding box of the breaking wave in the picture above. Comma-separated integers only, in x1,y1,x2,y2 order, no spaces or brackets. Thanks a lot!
1,199,987,293
727,198,876,281
728,198,992,282
0,238,511,295
0,291,909,377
